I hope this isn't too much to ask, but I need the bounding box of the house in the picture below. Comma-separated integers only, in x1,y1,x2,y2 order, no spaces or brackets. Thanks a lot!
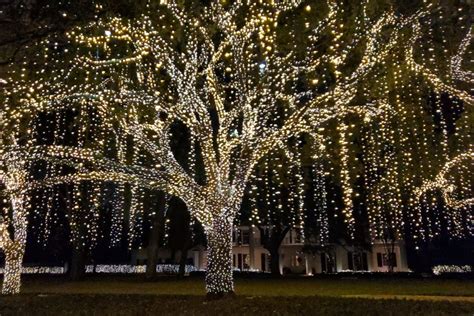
132,226,409,274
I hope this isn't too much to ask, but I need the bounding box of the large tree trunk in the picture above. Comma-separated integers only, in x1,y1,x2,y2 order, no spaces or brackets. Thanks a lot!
269,246,281,276
178,231,191,277
259,226,290,276
69,246,86,281
178,247,188,277
146,192,166,278
205,215,234,298
2,244,24,295
178,206,192,278
1,196,28,295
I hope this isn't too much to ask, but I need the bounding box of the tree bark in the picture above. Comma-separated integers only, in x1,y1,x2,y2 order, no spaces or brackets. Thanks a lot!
269,246,281,276
69,246,86,281
146,191,166,278
1,195,27,295
177,205,193,278
178,247,188,277
259,226,290,276
178,229,192,277
205,215,234,298
2,244,24,295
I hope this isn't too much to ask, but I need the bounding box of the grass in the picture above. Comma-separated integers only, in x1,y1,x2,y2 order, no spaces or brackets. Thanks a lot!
3,293,474,316
18,275,474,297
1,275,473,315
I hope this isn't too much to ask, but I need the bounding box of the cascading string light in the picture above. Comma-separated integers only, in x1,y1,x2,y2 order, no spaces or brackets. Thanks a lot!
0,0,472,295
312,149,329,246
338,122,355,238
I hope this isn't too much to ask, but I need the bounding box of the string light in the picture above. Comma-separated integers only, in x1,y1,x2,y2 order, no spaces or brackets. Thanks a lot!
0,0,472,296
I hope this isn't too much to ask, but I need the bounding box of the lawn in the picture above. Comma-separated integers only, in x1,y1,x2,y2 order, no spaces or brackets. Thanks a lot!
1,275,473,315
17,275,474,297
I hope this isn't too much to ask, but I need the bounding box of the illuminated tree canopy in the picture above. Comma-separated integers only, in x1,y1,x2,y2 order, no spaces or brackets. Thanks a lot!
0,0,472,296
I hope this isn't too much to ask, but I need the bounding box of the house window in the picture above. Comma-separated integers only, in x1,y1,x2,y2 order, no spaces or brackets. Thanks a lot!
377,252,397,267
295,232,302,244
292,255,303,267
383,253,397,267
377,253,383,267
348,252,368,271
321,253,336,273
242,229,250,245
235,254,250,270
233,228,250,245
243,254,249,269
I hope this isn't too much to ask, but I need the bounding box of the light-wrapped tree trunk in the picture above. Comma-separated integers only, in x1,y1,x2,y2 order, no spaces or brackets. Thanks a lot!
0,192,28,295
146,192,166,278
205,215,234,298
2,243,24,295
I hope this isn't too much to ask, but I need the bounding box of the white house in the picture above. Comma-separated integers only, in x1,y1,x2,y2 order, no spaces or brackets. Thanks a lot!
132,226,409,274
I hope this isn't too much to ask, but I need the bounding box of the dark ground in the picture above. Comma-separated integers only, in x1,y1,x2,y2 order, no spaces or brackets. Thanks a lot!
1,275,473,315
2,293,474,316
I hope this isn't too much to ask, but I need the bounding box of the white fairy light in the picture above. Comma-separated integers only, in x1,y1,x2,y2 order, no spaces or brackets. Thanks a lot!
0,1,472,296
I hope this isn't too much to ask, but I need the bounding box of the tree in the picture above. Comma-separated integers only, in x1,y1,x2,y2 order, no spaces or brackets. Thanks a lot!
165,197,205,277
145,191,167,278
414,152,473,210
1,0,472,297
0,150,29,294
244,141,309,276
